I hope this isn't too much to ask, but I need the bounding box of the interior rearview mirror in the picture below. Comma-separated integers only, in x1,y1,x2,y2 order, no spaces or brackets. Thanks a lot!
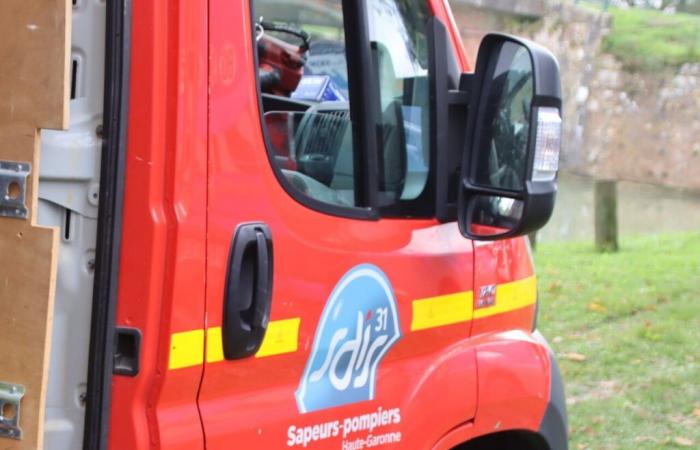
458,34,562,240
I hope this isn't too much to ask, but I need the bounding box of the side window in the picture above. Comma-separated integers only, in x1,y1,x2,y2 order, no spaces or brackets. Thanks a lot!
254,0,357,208
253,0,433,216
368,0,432,209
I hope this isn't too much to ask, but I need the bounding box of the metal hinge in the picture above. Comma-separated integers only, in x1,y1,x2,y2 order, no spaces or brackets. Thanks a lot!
0,382,25,440
0,161,31,220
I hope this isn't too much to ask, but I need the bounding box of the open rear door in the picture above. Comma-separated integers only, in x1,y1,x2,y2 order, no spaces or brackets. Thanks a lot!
0,1,71,449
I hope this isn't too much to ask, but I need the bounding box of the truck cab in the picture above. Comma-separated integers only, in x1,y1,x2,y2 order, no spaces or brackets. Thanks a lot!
0,0,566,449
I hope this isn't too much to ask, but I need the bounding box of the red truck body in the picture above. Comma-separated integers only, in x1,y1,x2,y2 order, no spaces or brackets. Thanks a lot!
101,1,566,449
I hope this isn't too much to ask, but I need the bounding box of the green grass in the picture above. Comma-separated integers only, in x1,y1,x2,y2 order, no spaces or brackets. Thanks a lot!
535,233,700,449
602,7,700,71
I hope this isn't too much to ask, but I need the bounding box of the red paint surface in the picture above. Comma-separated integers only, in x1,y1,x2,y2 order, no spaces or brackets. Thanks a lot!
200,5,477,447
108,0,554,448
108,1,207,449
471,332,551,436
473,236,537,337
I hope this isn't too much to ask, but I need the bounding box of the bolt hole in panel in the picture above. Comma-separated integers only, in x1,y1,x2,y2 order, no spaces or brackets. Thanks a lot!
0,161,30,219
3,404,17,421
7,182,20,200
38,0,106,448
0,382,25,440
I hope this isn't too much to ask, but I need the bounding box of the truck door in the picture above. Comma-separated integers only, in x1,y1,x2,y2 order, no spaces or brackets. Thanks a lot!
197,1,477,448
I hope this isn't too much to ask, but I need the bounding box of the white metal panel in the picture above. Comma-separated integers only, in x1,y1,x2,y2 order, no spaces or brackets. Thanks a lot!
38,0,106,448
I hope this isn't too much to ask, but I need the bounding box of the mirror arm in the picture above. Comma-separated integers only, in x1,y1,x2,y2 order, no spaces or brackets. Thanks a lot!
459,72,473,94
447,90,469,107
447,73,472,107
436,84,471,223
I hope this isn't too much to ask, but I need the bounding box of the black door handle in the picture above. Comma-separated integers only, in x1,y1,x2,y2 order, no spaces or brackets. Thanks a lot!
222,223,273,360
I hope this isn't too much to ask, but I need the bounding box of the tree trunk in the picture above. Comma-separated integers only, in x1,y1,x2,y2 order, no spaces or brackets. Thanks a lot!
594,179,619,252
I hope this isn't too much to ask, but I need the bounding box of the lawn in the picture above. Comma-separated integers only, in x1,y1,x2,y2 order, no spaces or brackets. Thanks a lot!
535,233,700,449
602,7,700,71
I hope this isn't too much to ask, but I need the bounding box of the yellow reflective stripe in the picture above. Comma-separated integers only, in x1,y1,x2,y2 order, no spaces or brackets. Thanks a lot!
168,277,536,370
203,318,302,365
169,329,204,370
411,291,474,331
473,276,537,320
206,327,224,363
256,317,301,358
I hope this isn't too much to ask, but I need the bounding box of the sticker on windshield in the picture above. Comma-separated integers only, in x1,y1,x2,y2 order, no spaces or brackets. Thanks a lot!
296,264,402,413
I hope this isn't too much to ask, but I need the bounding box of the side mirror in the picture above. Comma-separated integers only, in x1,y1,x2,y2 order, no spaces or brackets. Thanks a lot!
458,34,562,240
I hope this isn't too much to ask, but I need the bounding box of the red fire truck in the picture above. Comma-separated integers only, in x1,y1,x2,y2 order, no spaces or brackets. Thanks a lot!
7,0,567,449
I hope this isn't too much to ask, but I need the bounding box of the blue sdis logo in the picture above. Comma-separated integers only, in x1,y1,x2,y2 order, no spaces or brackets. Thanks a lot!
296,265,401,413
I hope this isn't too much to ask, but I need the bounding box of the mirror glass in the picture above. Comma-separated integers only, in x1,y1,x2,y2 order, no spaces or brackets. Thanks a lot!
473,41,534,191
468,194,524,237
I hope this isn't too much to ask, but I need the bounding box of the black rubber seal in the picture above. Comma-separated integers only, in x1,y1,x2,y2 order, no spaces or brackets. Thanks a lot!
83,0,132,448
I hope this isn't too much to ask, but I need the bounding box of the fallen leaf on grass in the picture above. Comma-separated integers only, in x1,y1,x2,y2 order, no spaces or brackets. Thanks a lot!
673,437,694,447
587,301,607,313
693,408,700,418
547,281,562,293
598,380,617,390
581,426,596,436
669,414,693,426
657,295,669,304
638,327,662,342
560,352,587,362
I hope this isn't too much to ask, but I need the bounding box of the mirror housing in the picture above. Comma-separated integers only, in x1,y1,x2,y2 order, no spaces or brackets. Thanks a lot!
458,33,562,240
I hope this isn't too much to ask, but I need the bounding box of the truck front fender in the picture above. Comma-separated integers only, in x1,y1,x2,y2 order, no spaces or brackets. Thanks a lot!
431,331,568,450
538,338,568,450
473,331,550,433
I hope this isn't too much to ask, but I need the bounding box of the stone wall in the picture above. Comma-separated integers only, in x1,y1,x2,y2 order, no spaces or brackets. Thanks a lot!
450,0,547,18
584,59,700,190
